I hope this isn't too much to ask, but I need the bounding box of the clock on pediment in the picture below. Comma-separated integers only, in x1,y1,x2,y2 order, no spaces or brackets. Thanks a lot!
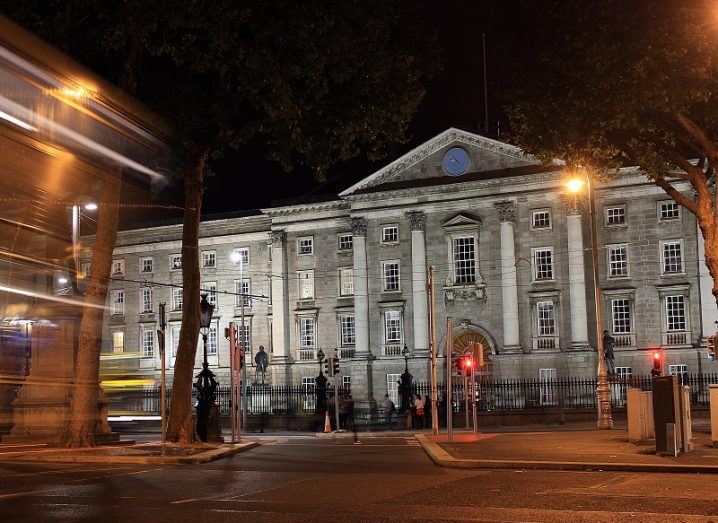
442,147,471,176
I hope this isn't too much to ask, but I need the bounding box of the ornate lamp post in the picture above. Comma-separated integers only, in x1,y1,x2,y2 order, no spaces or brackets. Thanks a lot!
566,175,614,429
194,293,219,441
315,348,327,415
398,344,413,413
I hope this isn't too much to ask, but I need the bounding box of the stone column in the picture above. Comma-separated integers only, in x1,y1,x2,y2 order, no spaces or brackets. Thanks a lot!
698,223,718,337
406,211,429,356
495,201,522,353
351,217,370,357
349,217,376,411
565,197,590,350
269,230,291,385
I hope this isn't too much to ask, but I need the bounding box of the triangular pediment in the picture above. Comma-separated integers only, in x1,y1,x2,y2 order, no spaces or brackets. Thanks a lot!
339,128,538,197
442,212,482,229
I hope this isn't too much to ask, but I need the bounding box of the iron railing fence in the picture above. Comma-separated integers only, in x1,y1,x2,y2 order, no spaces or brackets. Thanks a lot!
108,383,352,416
107,373,717,416
408,373,717,413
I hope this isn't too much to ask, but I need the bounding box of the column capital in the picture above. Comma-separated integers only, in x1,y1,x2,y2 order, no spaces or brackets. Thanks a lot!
561,193,585,215
405,210,427,232
494,200,516,223
350,217,368,237
269,230,286,246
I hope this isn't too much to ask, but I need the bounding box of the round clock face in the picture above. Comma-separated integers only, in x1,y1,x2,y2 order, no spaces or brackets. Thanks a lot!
442,147,471,176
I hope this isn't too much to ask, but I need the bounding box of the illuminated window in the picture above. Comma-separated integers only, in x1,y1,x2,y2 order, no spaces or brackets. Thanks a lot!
111,259,125,276
112,331,124,353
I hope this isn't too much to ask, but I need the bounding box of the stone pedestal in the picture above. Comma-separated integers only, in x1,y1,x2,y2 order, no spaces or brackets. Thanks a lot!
3,303,118,445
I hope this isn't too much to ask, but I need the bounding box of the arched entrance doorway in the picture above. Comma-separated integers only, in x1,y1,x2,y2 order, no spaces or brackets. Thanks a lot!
451,325,494,378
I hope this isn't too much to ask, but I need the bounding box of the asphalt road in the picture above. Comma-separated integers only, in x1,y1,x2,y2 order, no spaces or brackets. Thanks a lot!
0,435,717,522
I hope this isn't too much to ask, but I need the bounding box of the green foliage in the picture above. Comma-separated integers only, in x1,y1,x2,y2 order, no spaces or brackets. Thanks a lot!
4,0,438,178
495,0,718,182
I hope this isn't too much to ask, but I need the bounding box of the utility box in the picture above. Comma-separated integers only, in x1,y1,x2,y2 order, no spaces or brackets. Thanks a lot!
627,388,654,442
679,386,693,452
652,376,683,456
710,384,718,447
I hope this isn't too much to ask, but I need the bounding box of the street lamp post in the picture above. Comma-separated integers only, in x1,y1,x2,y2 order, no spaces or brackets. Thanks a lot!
566,174,614,429
315,349,327,415
195,293,220,441
399,345,413,413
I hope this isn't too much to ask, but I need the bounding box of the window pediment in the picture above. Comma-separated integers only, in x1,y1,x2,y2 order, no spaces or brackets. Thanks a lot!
441,212,483,231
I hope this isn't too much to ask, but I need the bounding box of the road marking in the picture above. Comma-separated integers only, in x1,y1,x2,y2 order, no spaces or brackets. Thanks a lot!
171,498,199,505
227,475,320,499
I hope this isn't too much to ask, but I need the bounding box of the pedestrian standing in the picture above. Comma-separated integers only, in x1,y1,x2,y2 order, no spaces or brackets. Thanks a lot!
383,394,396,427
338,396,348,429
414,394,425,430
423,394,431,429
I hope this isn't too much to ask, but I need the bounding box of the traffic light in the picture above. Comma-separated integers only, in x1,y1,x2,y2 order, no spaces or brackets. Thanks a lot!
651,350,662,377
708,334,716,362
323,358,331,376
332,357,341,376
464,356,474,373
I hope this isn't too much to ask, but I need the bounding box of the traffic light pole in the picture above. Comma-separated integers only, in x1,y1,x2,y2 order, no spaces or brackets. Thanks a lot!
446,318,453,442
334,373,341,431
471,353,478,435
428,266,439,436
158,302,167,455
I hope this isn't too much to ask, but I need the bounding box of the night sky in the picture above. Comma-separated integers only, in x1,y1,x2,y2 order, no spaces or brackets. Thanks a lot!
186,1,506,218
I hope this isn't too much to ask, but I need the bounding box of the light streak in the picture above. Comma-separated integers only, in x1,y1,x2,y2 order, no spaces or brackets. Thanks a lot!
0,284,107,309
0,109,36,131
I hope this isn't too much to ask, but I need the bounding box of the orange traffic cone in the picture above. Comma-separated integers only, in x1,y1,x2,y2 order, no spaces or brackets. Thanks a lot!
324,410,332,433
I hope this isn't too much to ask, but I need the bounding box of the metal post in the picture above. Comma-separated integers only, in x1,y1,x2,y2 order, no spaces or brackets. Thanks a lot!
240,260,248,434
334,366,341,432
227,321,236,444
587,175,614,429
428,265,439,435
471,353,478,435
464,374,469,428
446,317,453,441
158,302,167,454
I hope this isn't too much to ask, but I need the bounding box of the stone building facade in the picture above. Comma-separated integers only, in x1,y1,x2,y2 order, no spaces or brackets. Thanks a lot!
99,128,718,404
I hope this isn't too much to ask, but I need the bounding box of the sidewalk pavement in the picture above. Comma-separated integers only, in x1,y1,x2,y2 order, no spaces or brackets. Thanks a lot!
416,419,718,474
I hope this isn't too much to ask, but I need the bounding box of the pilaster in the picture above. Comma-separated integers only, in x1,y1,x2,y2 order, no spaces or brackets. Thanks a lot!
406,210,429,357
495,201,522,354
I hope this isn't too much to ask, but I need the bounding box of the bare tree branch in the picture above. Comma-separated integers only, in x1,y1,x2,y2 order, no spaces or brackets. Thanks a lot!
674,113,718,160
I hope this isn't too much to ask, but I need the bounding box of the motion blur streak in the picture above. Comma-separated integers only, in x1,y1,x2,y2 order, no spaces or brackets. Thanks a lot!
0,284,107,309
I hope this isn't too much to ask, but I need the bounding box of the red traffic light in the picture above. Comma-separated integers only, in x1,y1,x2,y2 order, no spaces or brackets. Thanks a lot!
465,357,474,369
653,351,661,361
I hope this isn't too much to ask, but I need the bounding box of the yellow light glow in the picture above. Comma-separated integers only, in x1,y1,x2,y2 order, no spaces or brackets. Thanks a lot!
61,86,90,98
565,178,585,193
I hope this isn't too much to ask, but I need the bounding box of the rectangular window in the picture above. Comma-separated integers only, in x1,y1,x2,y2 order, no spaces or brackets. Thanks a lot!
232,247,249,265
235,279,251,307
668,364,687,378
381,225,399,244
339,268,354,296
536,301,555,336
531,210,551,229
141,328,154,358
111,290,124,315
170,254,182,271
140,287,153,313
384,310,402,343
665,295,686,331
172,287,183,311
202,251,216,268
611,298,632,334
111,259,125,276
338,233,353,251
660,201,680,221
340,315,355,347
300,317,316,349
607,244,629,278
205,281,218,308
140,257,153,274
171,325,181,356
662,241,683,274
297,236,314,255
382,260,400,291
208,325,218,355
453,236,476,284
237,325,250,349
298,270,315,299
533,247,554,281
112,331,124,353
539,368,557,405
387,373,401,406
605,206,626,226
81,262,91,276
342,376,351,388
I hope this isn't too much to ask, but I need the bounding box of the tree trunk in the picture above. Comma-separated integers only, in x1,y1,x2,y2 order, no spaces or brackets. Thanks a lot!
62,171,121,447
166,151,208,443
696,207,718,310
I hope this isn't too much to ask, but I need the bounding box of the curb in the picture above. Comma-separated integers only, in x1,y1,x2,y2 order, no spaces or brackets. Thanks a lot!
415,434,718,474
4,441,259,465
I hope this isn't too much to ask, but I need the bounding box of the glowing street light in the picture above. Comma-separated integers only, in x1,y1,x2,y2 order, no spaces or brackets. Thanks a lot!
83,202,98,211
564,172,614,430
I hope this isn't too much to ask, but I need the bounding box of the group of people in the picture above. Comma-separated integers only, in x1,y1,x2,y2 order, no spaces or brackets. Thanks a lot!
382,393,431,430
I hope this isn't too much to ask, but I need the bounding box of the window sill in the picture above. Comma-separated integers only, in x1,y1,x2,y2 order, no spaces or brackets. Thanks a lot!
659,272,687,278
607,275,631,281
